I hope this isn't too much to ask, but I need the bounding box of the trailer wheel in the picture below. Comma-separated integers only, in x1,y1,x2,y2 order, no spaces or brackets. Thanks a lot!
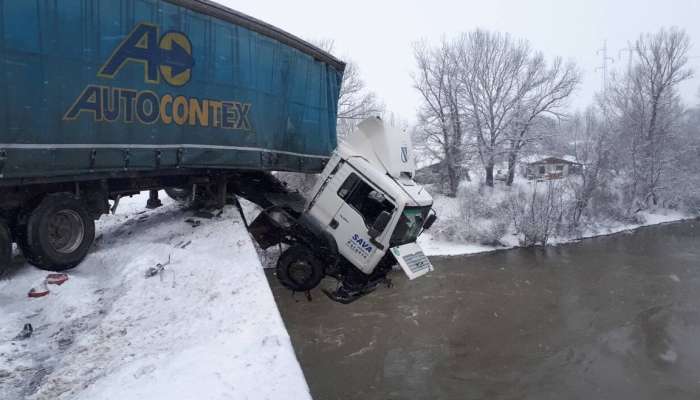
165,187,192,203
276,246,324,292
21,193,95,271
0,220,11,272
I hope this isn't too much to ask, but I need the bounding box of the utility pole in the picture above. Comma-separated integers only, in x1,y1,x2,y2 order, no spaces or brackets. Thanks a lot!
596,40,614,92
618,44,634,75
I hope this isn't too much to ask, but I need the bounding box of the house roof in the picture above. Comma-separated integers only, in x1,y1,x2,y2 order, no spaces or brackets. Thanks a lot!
521,154,581,165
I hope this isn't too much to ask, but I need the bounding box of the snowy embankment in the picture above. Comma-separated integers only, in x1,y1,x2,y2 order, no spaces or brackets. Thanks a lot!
0,193,310,400
419,193,695,257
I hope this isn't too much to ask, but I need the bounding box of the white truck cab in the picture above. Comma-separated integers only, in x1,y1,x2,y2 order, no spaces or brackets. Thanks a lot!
307,117,434,273
249,117,436,303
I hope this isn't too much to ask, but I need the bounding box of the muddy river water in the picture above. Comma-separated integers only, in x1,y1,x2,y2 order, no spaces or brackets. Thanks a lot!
267,220,700,400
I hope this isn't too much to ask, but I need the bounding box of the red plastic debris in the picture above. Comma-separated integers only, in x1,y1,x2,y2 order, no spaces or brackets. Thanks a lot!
28,286,50,298
46,273,69,286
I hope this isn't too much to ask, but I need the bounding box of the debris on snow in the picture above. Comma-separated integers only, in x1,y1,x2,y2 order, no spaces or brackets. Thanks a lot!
184,218,201,228
27,282,50,298
46,273,69,286
144,255,171,279
13,324,33,341
0,192,311,400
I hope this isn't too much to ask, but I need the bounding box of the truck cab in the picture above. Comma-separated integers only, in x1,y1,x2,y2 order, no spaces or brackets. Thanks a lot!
250,117,436,303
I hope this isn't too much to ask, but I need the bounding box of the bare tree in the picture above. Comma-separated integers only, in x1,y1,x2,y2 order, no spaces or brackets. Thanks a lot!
504,57,579,185
508,180,566,246
454,29,579,187
608,28,692,207
336,60,385,135
412,39,466,196
667,104,700,209
566,108,614,227
315,39,384,137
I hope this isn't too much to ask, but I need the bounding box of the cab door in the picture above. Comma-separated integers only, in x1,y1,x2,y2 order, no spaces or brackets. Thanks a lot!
332,172,395,273
305,157,352,227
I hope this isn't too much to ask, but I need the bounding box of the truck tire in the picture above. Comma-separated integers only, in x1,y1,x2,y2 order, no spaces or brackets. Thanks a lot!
0,220,11,273
276,245,324,292
21,193,95,271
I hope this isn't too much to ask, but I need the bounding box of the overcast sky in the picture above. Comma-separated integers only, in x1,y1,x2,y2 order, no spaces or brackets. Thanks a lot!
225,0,700,123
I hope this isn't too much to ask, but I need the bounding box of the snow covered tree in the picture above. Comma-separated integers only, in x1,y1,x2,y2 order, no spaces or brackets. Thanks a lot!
606,28,692,208
565,108,614,227
412,39,467,197
664,102,700,209
336,60,384,136
314,39,383,137
503,57,579,185
453,30,579,187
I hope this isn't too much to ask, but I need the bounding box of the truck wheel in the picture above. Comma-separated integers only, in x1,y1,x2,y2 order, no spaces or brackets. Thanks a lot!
21,193,95,271
165,187,192,203
276,246,324,291
0,220,11,272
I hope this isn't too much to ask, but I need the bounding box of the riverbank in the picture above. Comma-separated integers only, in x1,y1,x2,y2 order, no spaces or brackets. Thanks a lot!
419,202,696,256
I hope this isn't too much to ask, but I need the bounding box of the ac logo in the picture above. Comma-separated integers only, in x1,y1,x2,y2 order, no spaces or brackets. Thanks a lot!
99,23,194,87
64,22,252,131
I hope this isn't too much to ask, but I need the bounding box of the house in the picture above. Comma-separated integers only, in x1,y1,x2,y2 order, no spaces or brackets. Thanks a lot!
521,155,582,181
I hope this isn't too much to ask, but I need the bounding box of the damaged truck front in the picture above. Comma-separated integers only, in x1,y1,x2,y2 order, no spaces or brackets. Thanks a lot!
249,117,437,303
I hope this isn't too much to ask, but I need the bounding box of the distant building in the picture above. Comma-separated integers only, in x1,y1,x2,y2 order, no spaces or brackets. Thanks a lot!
521,155,582,181
414,160,469,186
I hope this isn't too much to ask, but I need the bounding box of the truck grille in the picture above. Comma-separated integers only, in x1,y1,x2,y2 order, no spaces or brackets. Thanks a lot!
403,251,431,274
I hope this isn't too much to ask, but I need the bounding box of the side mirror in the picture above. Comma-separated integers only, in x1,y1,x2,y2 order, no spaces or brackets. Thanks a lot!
423,214,437,230
368,211,392,238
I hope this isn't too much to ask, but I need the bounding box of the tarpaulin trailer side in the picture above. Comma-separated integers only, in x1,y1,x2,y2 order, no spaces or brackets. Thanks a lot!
0,0,345,271
0,0,345,184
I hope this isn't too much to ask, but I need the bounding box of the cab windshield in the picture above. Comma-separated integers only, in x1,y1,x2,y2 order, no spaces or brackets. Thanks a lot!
390,206,431,246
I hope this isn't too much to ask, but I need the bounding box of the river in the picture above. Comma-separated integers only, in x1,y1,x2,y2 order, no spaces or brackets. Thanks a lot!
267,220,700,400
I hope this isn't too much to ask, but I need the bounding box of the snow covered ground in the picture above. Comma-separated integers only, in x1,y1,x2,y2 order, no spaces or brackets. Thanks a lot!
0,193,310,400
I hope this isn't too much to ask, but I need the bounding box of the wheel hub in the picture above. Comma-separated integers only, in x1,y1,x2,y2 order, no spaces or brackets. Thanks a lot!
47,209,85,254
288,260,314,286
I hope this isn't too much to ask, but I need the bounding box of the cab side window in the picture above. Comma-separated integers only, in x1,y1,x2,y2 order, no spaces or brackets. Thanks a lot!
338,173,394,228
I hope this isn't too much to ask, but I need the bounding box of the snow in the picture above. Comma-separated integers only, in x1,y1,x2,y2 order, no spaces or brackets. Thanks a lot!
560,155,579,164
571,209,691,242
0,192,310,400
419,196,695,257
418,234,503,256
519,154,579,164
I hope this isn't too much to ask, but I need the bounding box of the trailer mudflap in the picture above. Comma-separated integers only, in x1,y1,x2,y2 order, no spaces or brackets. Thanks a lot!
0,220,11,271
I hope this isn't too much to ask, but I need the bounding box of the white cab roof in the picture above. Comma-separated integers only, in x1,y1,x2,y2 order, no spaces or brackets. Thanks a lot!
338,117,416,179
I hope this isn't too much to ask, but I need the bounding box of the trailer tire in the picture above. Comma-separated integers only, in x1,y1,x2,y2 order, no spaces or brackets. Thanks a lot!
165,187,192,203
21,193,95,271
276,245,324,292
